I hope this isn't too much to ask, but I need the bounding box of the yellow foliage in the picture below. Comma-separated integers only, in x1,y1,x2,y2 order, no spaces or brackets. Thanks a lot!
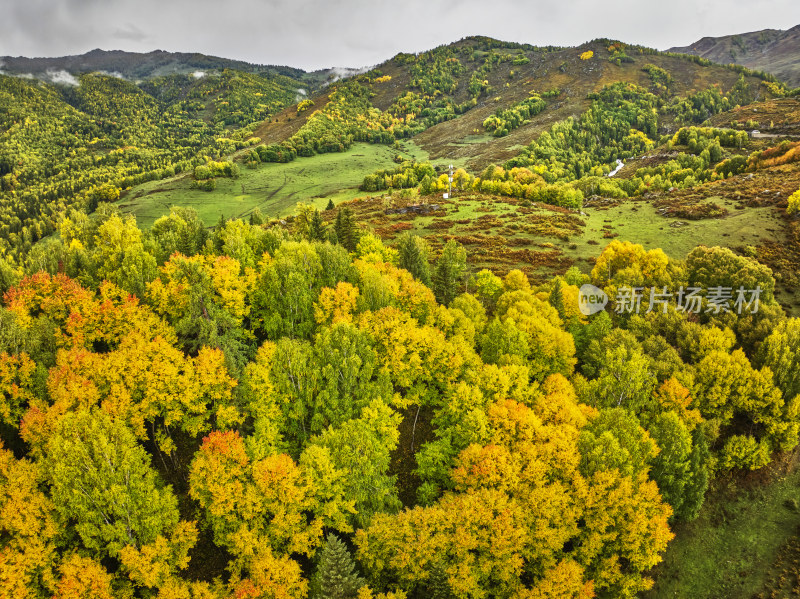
0,442,58,598
314,282,360,325
788,188,800,215
53,554,114,599
517,559,595,598
119,521,198,588
580,51,594,60
0,352,37,427
591,240,672,288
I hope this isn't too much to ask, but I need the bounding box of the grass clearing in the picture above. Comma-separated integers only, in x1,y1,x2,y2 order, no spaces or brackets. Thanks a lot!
645,454,800,599
566,197,786,270
347,191,787,289
119,141,453,228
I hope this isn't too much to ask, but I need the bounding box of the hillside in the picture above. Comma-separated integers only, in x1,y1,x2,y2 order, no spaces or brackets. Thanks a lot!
0,67,310,259
0,48,329,84
3,31,800,599
250,36,778,173
669,25,800,87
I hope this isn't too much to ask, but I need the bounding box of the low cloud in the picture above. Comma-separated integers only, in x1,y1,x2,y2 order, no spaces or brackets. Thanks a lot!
324,65,373,85
192,70,205,79
46,68,79,85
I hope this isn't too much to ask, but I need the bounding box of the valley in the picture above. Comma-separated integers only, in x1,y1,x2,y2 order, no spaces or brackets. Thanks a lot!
2,26,800,599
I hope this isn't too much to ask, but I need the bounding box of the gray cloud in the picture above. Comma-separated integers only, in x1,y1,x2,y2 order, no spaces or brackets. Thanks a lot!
114,23,150,43
0,0,798,70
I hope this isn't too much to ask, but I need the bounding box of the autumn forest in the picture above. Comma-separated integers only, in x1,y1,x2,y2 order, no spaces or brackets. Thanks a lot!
2,28,800,599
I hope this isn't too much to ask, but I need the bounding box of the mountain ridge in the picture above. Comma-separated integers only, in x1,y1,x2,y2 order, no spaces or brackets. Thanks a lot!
0,47,334,86
669,24,800,86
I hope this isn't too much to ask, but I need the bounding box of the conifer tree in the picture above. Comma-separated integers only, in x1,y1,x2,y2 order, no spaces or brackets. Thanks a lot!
335,208,357,252
213,214,227,253
313,533,364,599
549,278,566,320
396,232,431,286
310,209,327,241
433,239,467,306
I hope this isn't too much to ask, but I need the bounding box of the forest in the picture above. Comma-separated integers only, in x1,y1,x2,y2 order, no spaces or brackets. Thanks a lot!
1,33,800,599
1,201,798,598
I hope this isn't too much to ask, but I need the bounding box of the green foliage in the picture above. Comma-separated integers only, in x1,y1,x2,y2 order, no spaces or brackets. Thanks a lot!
506,83,659,181
642,63,674,93
44,409,179,557
482,95,546,137
648,412,694,519
433,239,467,306
312,533,365,599
335,207,359,252
395,232,431,286
0,70,290,260
579,407,657,479
311,401,402,527
361,161,435,192
686,245,775,304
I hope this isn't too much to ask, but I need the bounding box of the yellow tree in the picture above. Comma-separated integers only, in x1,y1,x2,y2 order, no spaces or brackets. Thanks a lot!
188,431,323,568
52,554,114,599
0,441,58,599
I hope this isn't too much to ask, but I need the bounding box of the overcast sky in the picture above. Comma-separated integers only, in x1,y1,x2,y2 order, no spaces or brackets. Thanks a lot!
1,0,799,71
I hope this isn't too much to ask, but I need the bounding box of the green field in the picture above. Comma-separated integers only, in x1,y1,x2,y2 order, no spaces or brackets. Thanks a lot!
118,141,455,228
352,192,782,265
567,198,787,266
646,461,800,599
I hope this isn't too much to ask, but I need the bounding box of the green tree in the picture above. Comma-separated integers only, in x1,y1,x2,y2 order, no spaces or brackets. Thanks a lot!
149,206,209,263
250,241,322,340
580,340,657,412
549,278,566,320
335,207,358,252
757,318,800,400
310,209,327,241
471,269,504,312
648,412,693,519
686,245,776,304
249,208,265,225
312,533,365,599
44,409,179,557
395,232,431,286
311,401,402,527
579,407,657,479
93,214,158,297
433,239,467,306
678,427,711,521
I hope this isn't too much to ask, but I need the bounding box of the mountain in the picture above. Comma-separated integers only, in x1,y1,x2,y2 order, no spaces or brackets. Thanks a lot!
669,25,800,87
251,36,776,173
0,48,330,86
